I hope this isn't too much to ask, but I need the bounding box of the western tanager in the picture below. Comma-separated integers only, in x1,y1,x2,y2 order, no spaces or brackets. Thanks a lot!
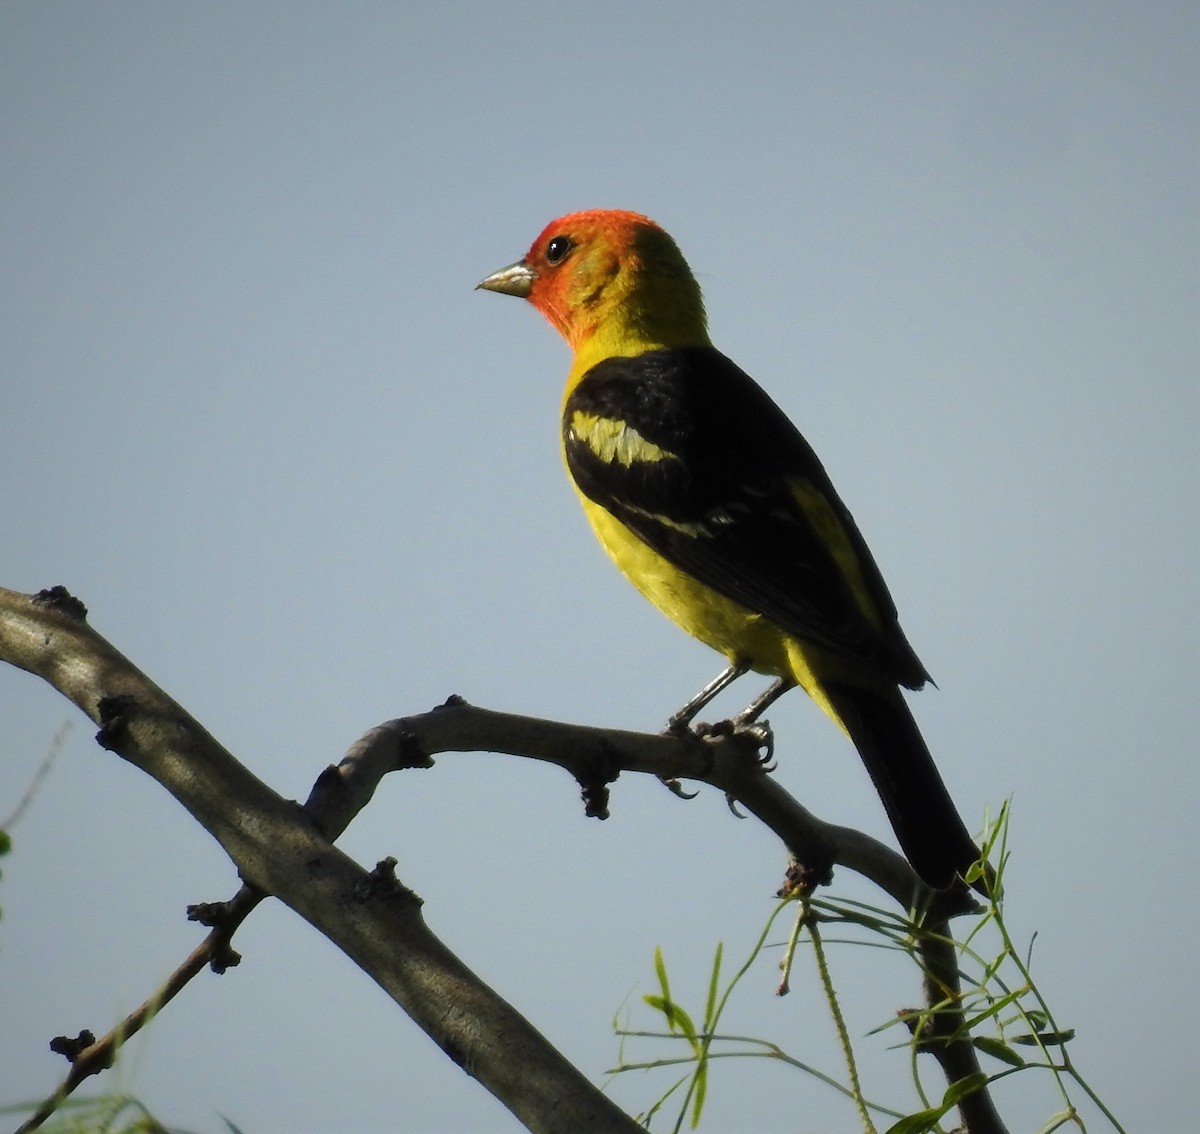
478,208,982,891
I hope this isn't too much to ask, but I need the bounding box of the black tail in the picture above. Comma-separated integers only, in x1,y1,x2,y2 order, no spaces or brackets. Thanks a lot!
824,683,985,892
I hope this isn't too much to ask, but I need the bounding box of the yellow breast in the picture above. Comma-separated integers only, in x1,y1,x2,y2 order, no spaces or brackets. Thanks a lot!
575,492,792,678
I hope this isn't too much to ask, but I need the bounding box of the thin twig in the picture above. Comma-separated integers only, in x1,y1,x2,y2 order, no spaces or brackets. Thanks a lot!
805,901,877,1134
14,886,263,1134
2,722,71,831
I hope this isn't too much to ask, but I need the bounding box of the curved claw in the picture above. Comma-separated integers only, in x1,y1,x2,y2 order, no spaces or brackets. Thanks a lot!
659,775,699,800
755,726,777,769
734,717,777,769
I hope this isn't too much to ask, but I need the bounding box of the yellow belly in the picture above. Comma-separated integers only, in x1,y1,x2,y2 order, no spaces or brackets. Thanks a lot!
578,493,853,730
578,494,792,671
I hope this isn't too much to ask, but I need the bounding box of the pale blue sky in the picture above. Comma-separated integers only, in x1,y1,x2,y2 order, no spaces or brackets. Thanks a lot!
2,3,1195,1132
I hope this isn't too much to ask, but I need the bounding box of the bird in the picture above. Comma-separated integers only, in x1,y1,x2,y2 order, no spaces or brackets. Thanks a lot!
477,208,984,891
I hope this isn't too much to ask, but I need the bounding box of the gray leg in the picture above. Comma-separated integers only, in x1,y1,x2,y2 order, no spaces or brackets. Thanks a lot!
667,661,749,731
734,676,796,725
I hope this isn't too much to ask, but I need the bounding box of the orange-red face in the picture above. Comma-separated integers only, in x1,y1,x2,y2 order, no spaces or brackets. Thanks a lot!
479,209,660,347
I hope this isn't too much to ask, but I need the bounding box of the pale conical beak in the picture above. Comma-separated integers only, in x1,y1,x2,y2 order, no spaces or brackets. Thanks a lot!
476,260,535,298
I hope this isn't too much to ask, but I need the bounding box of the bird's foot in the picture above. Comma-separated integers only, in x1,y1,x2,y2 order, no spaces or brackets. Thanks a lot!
690,715,777,770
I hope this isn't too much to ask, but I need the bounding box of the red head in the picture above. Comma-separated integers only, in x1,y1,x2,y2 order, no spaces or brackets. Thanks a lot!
478,209,708,356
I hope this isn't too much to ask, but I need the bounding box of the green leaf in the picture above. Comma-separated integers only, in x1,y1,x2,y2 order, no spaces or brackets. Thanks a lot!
1011,1028,1075,1047
981,951,1006,984
642,994,698,1045
972,1035,1027,1067
941,1071,991,1106
654,946,671,1002
884,1106,947,1134
887,1070,991,1134
690,1058,708,1127
703,941,723,1030
963,858,988,887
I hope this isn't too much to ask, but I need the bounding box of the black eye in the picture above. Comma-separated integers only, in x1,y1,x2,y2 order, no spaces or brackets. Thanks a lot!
545,235,574,265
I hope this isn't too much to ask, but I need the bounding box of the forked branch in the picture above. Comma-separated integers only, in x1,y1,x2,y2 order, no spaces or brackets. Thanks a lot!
0,586,1005,1134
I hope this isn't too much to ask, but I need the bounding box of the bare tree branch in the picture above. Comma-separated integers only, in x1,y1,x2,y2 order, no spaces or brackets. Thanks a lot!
1,587,641,1134
321,704,978,920
1,585,1007,1134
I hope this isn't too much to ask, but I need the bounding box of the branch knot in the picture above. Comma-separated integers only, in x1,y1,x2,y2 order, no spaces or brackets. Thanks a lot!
32,585,89,621
95,693,137,751
48,1030,98,1065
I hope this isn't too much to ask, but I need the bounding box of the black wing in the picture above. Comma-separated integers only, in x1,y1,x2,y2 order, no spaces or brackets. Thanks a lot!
563,347,930,688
